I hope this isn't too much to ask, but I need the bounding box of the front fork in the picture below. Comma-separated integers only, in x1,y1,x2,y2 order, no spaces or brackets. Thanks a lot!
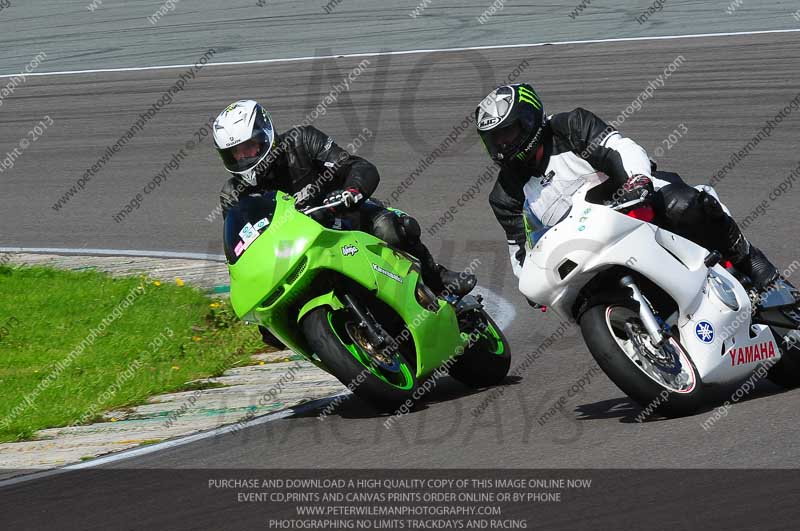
621,276,667,346
342,293,386,348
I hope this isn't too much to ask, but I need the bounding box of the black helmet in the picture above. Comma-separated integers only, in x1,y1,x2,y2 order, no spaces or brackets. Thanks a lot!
475,83,546,166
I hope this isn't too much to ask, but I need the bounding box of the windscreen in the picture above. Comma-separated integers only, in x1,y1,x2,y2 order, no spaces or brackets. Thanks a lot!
223,192,278,264
523,199,550,247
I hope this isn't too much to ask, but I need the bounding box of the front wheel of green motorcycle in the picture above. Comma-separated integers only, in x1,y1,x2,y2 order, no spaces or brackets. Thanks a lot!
448,311,511,388
301,307,417,412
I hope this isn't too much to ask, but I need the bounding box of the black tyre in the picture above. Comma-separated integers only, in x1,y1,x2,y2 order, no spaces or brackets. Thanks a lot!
768,332,800,388
448,311,511,388
301,307,416,412
580,303,705,418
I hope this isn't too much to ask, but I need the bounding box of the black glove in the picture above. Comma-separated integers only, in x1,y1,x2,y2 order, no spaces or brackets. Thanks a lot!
618,174,654,204
323,188,363,212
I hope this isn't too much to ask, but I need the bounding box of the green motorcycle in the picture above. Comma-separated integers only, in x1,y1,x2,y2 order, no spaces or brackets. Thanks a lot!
224,192,511,411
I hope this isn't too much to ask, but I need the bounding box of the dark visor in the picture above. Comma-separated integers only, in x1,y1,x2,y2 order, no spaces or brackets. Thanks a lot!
479,121,525,160
217,130,271,173
479,97,541,163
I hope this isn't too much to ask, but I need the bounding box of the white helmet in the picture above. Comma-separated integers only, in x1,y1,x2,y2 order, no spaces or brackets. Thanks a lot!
213,100,275,185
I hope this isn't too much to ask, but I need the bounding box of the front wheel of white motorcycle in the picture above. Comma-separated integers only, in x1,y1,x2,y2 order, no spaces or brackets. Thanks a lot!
580,303,705,418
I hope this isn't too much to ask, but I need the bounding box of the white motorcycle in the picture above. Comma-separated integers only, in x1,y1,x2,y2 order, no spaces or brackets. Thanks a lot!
519,174,800,416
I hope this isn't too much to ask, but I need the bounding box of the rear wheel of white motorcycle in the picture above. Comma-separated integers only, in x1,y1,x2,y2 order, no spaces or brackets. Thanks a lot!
580,303,705,418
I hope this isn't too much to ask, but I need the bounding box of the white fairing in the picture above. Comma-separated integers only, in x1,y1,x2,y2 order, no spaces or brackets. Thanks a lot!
522,155,596,227
515,136,671,266
519,178,781,385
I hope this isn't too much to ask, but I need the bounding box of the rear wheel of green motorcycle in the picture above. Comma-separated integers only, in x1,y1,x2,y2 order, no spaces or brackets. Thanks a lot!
302,307,417,412
448,311,511,388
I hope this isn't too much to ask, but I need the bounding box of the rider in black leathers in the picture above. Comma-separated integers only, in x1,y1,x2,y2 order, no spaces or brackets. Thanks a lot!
213,101,477,324
475,83,780,296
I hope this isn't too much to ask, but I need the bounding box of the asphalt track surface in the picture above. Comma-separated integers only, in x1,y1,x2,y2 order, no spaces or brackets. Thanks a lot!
2,2,800,529
3,29,800,465
1,0,799,73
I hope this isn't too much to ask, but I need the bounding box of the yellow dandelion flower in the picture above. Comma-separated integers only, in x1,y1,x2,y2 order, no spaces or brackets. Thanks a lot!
153,280,161,287
192,336,202,342
175,278,185,287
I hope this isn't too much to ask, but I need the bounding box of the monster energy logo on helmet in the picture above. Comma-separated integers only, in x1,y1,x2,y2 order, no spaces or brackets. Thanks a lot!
517,85,542,109
475,83,546,164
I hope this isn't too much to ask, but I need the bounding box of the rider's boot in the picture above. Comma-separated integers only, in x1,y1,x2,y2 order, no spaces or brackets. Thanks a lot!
724,221,780,306
410,241,477,297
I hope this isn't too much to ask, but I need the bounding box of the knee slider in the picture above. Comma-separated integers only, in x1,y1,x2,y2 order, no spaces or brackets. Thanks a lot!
399,215,421,242
697,191,727,222
661,184,702,224
372,211,404,247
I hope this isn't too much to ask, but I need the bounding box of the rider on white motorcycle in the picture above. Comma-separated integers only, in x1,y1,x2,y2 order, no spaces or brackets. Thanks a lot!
475,83,780,299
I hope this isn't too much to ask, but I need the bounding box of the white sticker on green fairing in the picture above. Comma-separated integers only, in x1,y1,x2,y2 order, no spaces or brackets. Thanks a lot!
239,223,257,244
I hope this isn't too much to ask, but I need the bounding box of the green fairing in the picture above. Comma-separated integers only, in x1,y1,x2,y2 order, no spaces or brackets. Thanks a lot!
227,193,467,379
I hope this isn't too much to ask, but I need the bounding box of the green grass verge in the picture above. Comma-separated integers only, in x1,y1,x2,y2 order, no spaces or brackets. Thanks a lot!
0,265,263,443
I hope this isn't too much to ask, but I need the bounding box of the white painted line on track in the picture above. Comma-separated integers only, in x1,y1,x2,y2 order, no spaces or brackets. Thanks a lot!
60,405,308,470
0,396,344,488
2,28,799,79
0,246,225,262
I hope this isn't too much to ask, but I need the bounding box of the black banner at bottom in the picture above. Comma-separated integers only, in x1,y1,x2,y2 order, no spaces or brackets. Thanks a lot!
1,469,798,530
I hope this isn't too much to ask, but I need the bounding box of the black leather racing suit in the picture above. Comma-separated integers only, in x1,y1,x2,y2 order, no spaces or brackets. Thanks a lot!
221,125,378,214
220,125,475,295
489,108,777,287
